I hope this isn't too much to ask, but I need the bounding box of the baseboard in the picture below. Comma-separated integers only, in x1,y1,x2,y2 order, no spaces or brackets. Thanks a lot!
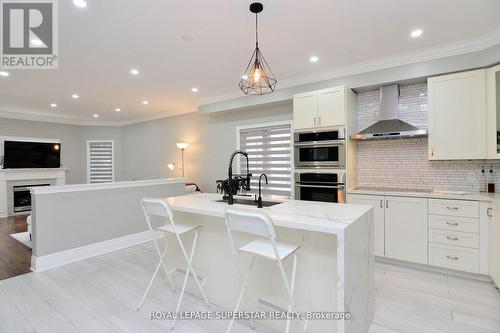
375,256,492,282
31,230,163,272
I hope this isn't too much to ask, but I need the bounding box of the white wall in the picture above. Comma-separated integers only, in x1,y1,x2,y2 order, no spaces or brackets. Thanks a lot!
0,118,124,184
121,103,292,192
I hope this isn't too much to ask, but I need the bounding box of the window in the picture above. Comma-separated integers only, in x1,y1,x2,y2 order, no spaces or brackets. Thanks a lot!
238,122,292,197
87,141,114,184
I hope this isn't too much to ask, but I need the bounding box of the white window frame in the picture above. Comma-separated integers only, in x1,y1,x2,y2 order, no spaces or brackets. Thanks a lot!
236,120,293,196
86,140,115,184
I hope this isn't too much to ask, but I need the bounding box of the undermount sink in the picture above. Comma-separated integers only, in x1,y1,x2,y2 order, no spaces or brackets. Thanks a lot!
216,198,281,207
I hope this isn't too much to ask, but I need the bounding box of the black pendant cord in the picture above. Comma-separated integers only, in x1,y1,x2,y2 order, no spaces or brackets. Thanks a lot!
255,12,259,49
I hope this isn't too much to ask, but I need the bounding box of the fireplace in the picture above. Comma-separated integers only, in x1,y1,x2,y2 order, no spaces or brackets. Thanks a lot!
13,184,50,213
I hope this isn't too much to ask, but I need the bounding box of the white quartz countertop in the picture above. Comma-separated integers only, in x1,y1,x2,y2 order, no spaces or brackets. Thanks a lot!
348,187,500,202
166,192,372,235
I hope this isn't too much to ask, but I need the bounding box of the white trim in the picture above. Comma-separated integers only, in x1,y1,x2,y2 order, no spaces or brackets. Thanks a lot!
30,178,184,195
31,230,163,272
86,140,114,184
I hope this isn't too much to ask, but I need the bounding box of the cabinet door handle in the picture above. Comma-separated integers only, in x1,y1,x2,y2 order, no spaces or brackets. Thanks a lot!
446,255,459,260
318,116,322,126
446,236,459,241
386,200,389,209
446,222,459,226
431,148,434,157
314,117,316,126
487,207,493,218
446,206,459,210
380,200,383,208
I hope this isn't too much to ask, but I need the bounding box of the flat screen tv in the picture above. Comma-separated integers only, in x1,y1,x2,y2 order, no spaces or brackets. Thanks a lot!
3,141,61,169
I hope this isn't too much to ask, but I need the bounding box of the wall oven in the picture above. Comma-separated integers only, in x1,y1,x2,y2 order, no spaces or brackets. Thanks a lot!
294,129,345,168
294,170,345,203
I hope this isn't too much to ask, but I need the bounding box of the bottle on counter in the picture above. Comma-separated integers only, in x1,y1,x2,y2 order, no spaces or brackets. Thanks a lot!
488,166,496,193
479,166,487,192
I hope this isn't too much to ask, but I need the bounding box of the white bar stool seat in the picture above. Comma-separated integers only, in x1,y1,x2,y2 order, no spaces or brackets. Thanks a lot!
224,207,307,333
138,197,209,330
239,239,299,261
157,223,201,235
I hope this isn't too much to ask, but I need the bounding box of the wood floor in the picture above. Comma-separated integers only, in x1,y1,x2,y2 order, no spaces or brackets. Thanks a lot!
0,215,31,280
0,242,499,333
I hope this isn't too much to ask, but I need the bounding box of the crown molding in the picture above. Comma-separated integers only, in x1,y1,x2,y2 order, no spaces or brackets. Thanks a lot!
197,29,500,106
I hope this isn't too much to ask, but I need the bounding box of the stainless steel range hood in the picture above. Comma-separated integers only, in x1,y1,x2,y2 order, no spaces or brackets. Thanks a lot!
351,85,427,140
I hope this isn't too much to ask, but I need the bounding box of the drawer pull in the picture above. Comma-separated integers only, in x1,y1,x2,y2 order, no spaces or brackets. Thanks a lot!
446,222,459,226
446,236,459,241
446,206,459,210
446,255,459,260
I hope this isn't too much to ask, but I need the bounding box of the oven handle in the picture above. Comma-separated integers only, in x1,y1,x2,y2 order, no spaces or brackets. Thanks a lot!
293,140,345,147
295,184,345,189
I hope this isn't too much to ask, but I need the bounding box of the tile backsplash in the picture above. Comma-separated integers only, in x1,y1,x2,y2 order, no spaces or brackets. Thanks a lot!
356,83,500,191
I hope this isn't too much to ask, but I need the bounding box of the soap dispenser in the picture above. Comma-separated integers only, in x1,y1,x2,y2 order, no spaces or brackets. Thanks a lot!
488,166,496,193
479,166,487,192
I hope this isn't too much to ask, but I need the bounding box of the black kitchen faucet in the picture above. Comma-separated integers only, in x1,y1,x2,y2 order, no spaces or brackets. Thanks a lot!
227,150,252,205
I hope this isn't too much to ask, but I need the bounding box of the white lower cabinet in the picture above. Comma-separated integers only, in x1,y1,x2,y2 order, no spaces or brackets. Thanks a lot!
385,197,428,264
347,194,385,256
348,194,490,275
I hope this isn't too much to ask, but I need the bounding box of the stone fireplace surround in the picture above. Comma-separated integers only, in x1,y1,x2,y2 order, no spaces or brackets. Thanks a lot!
0,168,67,218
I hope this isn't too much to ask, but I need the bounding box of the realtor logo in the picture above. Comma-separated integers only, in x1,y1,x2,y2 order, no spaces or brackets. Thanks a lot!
0,0,58,69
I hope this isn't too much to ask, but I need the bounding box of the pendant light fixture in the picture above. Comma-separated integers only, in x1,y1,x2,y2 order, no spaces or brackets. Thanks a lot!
239,2,277,95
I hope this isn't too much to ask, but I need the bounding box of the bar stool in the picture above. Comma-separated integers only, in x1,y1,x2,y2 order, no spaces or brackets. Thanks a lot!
138,198,210,329
224,208,307,333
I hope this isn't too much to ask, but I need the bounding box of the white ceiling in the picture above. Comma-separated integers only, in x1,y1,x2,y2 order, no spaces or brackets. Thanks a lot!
1,0,499,125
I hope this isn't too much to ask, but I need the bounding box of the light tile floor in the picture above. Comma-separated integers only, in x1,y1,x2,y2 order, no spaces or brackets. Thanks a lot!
0,243,499,333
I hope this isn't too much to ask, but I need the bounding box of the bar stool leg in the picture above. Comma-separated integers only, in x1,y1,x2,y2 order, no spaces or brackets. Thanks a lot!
172,230,210,330
137,246,168,310
153,236,176,292
226,256,256,333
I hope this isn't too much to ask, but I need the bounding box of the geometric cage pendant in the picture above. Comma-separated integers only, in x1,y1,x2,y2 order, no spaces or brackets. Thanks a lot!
238,2,277,95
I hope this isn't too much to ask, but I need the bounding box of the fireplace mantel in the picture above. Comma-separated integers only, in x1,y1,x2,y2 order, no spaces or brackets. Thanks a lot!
0,168,67,217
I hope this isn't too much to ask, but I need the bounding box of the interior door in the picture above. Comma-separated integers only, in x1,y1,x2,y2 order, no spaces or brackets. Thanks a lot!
385,196,428,264
348,194,385,257
317,86,345,127
293,91,317,130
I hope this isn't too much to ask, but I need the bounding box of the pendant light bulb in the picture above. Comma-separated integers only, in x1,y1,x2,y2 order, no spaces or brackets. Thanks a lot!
253,68,261,83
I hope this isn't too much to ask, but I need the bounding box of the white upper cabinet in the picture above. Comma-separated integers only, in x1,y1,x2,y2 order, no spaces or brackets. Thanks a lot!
428,69,487,160
293,91,317,130
317,86,345,128
384,196,428,264
487,64,500,159
293,86,346,130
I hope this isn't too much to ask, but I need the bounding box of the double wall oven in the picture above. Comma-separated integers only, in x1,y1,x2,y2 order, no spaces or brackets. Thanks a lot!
293,128,346,203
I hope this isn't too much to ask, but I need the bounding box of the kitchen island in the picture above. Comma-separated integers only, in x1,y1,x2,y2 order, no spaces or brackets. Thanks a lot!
163,193,374,333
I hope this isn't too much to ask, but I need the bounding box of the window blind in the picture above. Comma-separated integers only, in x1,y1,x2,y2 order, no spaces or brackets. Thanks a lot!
87,141,114,184
239,123,292,197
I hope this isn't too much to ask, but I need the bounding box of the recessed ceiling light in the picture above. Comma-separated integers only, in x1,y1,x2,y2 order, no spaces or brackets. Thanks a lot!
411,29,423,38
130,69,140,75
191,87,199,92
50,103,57,108
0,71,9,77
93,114,99,118
309,56,319,63
115,108,121,112
142,100,149,105
71,94,79,99
73,0,87,8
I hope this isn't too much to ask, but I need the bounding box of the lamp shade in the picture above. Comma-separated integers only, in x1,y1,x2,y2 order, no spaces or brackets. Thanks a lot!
176,142,189,150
